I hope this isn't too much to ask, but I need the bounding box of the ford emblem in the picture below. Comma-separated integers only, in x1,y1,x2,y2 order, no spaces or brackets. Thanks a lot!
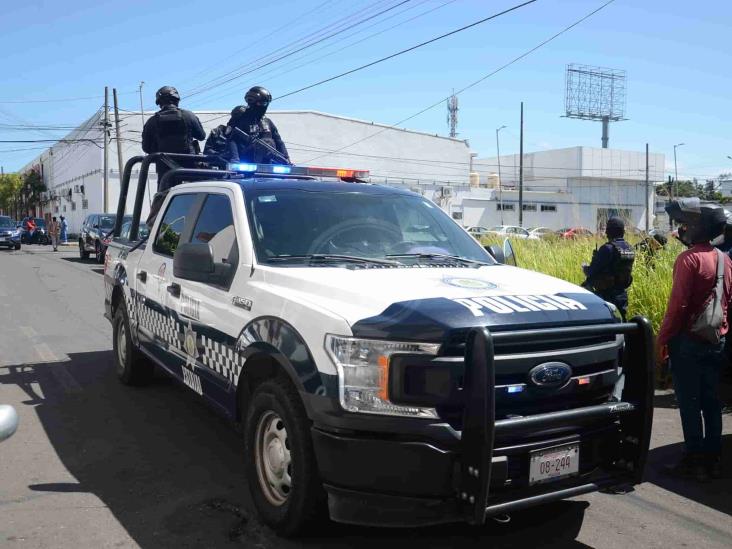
529,362,572,388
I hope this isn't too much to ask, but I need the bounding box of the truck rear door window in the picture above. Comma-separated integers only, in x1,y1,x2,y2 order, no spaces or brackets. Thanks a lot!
153,194,197,257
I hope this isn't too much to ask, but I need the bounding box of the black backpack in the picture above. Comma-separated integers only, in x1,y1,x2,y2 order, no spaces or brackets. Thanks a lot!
155,107,191,153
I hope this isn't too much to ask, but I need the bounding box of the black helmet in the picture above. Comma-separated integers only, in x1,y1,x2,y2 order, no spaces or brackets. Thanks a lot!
155,86,180,106
666,197,726,246
606,216,625,238
245,86,272,108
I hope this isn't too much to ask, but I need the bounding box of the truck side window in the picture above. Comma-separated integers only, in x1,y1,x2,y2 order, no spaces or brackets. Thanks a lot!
190,194,238,287
153,194,197,257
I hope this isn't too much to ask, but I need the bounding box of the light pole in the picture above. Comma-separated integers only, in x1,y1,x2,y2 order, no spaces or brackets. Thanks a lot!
673,142,684,198
496,125,507,225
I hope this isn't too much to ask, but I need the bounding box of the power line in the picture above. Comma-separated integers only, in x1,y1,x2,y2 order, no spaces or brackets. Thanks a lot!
0,91,136,104
302,0,616,163
185,0,411,99
276,0,539,101
188,0,446,108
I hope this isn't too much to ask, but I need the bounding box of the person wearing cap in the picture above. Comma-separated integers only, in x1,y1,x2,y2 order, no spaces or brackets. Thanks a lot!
142,86,206,227
658,198,729,481
227,86,289,164
581,217,636,321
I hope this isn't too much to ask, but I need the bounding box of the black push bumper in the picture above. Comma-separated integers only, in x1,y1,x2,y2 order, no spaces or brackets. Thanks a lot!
313,318,655,527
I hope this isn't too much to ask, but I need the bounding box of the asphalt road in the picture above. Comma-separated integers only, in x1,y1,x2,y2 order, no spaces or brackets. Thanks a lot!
0,245,730,548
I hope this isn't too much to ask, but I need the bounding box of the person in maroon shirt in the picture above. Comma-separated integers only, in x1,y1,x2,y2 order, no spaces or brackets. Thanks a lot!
658,199,729,481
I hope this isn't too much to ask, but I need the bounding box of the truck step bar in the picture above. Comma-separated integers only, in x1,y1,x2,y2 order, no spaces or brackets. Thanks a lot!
458,318,655,525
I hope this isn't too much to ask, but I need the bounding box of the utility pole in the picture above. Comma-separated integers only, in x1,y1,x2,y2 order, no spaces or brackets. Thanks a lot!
673,142,684,199
103,86,109,213
519,102,524,227
645,143,650,233
113,89,125,208
496,125,506,225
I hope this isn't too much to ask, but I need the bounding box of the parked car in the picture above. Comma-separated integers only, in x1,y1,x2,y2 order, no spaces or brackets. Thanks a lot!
557,227,593,239
19,217,49,244
80,213,117,263
487,225,537,239
103,218,150,245
466,226,491,238
528,227,555,239
0,216,21,250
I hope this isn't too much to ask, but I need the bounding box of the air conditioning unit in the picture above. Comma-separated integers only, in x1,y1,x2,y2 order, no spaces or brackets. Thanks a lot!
441,187,453,197
67,188,72,200
74,185,80,193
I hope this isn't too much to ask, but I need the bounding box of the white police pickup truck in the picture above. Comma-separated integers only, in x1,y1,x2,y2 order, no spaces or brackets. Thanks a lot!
104,154,654,535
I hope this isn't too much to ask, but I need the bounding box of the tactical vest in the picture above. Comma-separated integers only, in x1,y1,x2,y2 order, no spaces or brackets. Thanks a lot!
155,107,191,153
613,241,635,288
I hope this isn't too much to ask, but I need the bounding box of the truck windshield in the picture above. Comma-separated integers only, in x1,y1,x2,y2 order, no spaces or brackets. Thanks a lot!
245,188,495,266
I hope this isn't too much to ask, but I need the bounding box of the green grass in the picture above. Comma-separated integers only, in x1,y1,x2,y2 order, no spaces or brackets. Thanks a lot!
479,235,681,334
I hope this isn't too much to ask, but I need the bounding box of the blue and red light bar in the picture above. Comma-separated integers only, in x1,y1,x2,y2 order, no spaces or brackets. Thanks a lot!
227,163,369,180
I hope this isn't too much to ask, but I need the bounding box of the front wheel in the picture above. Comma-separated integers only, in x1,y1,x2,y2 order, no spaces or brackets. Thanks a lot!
113,298,153,385
79,240,89,259
13,243,20,250
95,241,104,264
244,377,326,536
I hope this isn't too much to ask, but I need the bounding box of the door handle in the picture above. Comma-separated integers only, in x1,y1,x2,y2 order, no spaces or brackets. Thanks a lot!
167,283,181,298
136,270,147,283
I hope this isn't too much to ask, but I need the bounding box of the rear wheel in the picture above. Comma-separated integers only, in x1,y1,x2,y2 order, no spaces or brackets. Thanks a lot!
13,243,20,251
79,239,89,259
113,298,153,385
244,377,326,536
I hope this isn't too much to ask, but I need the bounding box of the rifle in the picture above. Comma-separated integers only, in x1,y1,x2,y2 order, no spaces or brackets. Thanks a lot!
231,127,292,166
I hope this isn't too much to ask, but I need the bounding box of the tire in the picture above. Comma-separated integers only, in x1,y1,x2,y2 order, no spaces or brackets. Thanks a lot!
95,241,104,264
244,377,326,536
14,243,20,251
113,298,153,385
79,239,89,259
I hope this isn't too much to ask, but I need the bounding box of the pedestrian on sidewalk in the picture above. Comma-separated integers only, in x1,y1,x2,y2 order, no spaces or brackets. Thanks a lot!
59,215,68,244
658,198,729,482
48,216,60,252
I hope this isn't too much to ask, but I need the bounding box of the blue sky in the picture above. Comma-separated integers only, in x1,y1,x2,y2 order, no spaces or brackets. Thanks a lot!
1,0,730,179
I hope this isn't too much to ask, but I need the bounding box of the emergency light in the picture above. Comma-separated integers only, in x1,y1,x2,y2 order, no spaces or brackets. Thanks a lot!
227,163,369,180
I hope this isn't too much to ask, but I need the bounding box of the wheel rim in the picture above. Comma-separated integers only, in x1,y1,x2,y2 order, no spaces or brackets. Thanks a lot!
116,320,127,369
254,410,292,506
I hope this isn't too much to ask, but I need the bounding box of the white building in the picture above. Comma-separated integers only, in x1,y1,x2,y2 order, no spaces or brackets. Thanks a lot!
452,147,665,232
21,109,471,233
719,175,732,198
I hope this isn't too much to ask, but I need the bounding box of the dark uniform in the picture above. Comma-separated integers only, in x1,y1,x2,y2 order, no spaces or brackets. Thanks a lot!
226,86,289,164
582,218,635,321
142,88,206,191
142,86,206,227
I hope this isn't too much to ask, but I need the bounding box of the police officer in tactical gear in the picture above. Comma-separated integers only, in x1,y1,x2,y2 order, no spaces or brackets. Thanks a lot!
226,86,289,164
582,216,636,321
142,86,206,227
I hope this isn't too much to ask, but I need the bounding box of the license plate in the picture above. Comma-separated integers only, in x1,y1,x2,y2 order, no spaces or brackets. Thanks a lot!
529,443,579,485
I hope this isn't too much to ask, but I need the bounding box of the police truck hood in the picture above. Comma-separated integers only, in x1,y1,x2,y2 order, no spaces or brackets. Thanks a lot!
259,265,614,341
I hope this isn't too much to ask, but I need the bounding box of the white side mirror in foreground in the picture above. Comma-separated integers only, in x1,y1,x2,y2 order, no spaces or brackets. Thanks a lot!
0,405,19,442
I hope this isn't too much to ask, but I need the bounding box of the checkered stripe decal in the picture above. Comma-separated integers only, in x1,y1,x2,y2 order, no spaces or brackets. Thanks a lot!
137,301,181,350
200,335,246,384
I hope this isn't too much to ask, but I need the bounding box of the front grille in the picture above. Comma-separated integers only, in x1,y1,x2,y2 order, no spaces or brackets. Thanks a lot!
436,325,622,429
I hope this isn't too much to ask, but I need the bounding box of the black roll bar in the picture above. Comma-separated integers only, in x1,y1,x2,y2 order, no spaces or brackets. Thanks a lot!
113,155,144,237
459,316,655,524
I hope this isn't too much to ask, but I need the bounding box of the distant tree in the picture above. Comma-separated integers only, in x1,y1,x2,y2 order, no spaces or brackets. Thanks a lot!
21,168,45,214
658,176,699,198
0,173,23,218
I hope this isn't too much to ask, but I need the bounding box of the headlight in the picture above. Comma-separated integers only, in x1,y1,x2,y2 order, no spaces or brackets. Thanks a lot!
604,301,622,323
325,335,440,418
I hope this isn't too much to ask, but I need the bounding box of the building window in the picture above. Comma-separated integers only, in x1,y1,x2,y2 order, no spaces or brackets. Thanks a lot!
71,202,76,211
54,206,59,213
541,205,557,212
63,205,67,212
522,204,537,211
452,211,463,220
82,199,89,210
496,203,514,211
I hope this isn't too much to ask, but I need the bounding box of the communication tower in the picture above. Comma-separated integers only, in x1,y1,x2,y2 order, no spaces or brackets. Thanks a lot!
564,64,626,148
446,90,458,138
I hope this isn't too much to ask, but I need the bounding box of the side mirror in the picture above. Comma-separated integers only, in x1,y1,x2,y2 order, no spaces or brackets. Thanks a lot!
503,238,517,267
0,405,19,443
174,242,215,282
484,244,505,264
